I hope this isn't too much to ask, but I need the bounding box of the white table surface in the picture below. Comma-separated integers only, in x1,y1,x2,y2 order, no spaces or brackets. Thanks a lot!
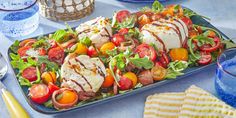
1,0,236,118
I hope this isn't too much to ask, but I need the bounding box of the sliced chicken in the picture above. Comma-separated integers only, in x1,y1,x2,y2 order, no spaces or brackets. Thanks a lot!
76,16,112,48
61,54,106,93
141,18,188,52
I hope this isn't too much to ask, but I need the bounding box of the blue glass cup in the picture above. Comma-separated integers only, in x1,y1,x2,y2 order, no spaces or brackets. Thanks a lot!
215,48,236,107
0,0,39,37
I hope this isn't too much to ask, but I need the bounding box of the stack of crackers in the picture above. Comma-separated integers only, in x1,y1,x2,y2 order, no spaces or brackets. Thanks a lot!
144,85,236,118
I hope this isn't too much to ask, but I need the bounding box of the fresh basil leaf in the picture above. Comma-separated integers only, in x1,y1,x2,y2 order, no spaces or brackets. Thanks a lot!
80,37,92,46
129,55,154,69
10,53,20,61
152,0,164,12
173,5,180,13
10,40,20,53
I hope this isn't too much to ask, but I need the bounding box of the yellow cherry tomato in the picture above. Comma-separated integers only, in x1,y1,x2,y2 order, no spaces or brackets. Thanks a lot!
102,68,115,88
100,42,116,55
151,65,167,81
74,43,88,55
57,90,78,104
123,72,138,87
169,48,188,61
41,71,57,85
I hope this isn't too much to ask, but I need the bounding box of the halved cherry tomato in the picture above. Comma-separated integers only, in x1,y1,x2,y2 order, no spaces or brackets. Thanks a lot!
116,10,131,23
18,46,31,57
200,37,221,53
111,34,125,46
48,82,60,95
38,48,47,56
118,76,133,90
123,72,138,87
118,28,129,35
181,17,193,30
197,51,212,65
41,71,57,85
29,84,50,104
48,47,65,65
22,67,37,82
100,42,116,55
19,39,36,47
138,14,151,28
102,69,114,88
56,89,78,104
169,48,188,61
87,45,98,57
135,43,157,61
151,65,167,81
157,51,169,68
74,43,88,55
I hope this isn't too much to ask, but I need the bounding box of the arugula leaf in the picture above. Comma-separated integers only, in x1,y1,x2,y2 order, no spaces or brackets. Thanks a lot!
188,38,201,60
33,66,41,84
27,57,37,66
128,27,143,43
194,35,214,47
37,56,59,71
168,61,188,72
119,15,137,29
80,37,92,46
165,69,184,79
10,40,20,53
106,48,118,57
32,38,50,50
10,55,31,71
18,76,32,86
152,0,164,12
129,55,154,69
221,39,236,49
51,29,67,43
183,8,210,20
44,99,53,108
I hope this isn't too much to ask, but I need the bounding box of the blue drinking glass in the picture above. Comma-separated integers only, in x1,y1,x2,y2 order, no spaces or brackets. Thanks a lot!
0,0,39,37
215,48,236,107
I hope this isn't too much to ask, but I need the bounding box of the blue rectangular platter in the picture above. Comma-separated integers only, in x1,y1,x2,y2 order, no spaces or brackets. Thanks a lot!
7,12,231,114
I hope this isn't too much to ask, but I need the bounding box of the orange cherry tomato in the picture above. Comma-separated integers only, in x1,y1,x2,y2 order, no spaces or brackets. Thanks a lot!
74,43,88,55
19,39,36,47
169,48,188,61
56,89,78,104
100,42,116,55
123,72,138,87
151,65,167,81
41,71,57,85
138,14,151,28
102,69,115,88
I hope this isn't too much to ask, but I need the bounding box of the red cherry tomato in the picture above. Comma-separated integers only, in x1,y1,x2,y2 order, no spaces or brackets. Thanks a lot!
200,37,221,53
118,76,133,90
48,47,65,65
87,46,98,57
197,52,212,65
48,82,60,95
116,10,131,23
38,48,47,56
157,51,169,68
135,43,157,61
29,84,50,104
18,46,31,57
111,34,125,46
118,28,129,35
181,17,193,30
22,67,37,82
